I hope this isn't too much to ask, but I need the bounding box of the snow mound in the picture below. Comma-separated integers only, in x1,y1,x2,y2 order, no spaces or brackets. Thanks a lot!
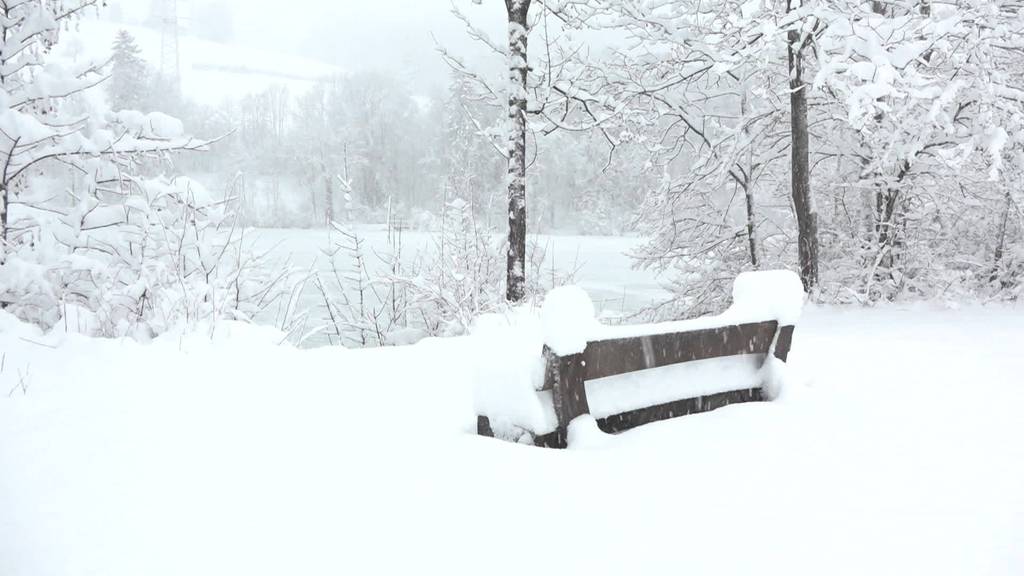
728,270,805,325
566,414,612,449
153,320,292,353
470,308,555,438
0,310,43,339
758,355,791,401
53,304,98,336
541,285,598,355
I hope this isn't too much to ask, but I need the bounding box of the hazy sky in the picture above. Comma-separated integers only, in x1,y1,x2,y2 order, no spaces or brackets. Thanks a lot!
107,0,508,94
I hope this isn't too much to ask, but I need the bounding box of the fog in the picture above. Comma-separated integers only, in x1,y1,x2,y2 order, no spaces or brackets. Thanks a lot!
104,0,507,95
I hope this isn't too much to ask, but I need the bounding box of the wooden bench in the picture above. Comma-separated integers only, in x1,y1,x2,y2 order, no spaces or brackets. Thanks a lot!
476,272,801,449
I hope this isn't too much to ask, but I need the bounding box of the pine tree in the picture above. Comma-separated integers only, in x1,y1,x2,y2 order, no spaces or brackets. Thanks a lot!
108,29,149,111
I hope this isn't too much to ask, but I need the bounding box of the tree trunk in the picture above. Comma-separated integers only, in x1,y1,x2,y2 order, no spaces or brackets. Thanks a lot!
505,0,531,303
871,160,910,296
741,77,759,269
0,184,8,265
744,183,759,269
991,189,1012,286
786,3,819,292
324,171,334,226
0,185,7,246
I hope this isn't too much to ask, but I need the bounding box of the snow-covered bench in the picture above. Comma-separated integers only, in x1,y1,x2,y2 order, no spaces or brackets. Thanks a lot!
476,270,805,449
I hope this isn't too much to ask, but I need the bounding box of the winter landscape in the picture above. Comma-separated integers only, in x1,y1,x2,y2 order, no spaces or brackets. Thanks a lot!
1,0,1023,574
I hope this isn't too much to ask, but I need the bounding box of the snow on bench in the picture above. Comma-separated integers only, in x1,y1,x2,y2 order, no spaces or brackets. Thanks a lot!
475,270,805,449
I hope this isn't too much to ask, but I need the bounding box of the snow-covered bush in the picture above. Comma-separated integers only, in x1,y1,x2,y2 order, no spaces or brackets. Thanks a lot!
0,1,287,339
394,198,578,339
398,198,506,337
3,176,278,338
314,201,507,346
314,223,412,347
314,198,577,347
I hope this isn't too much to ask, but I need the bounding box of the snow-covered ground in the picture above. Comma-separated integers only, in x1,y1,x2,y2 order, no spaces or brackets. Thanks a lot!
2,303,1023,575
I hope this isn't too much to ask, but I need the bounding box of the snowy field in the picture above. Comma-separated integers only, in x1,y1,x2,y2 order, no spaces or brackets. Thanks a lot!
2,302,1023,575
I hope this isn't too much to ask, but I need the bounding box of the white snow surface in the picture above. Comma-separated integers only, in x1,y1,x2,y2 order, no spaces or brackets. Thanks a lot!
541,285,599,355
470,308,555,437
2,305,1024,575
584,354,766,418
566,414,613,450
590,269,804,343
728,269,806,325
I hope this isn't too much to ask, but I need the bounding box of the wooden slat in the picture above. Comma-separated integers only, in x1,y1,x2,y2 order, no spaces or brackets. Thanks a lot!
478,387,763,448
545,346,590,428
774,325,795,361
581,321,778,382
595,387,763,434
477,415,494,438
475,415,567,448
532,428,567,449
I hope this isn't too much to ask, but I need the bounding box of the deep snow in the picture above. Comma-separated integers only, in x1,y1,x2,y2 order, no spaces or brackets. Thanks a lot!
2,303,1023,575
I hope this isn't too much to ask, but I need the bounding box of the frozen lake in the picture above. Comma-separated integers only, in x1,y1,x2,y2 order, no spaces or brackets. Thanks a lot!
250,226,671,346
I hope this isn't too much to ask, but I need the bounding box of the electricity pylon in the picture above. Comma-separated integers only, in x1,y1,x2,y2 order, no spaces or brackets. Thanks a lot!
158,0,180,92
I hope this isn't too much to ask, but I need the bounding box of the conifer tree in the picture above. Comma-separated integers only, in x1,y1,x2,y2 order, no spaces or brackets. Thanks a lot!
108,29,149,111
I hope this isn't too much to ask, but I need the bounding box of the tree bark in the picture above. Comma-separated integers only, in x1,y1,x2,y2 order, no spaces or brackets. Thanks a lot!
741,77,759,269
505,0,530,303
991,188,1012,286
324,171,334,226
786,3,819,292
0,186,6,242
0,184,7,264
744,182,759,268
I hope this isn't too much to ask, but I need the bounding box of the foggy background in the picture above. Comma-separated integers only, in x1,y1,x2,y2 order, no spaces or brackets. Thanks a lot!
100,0,507,98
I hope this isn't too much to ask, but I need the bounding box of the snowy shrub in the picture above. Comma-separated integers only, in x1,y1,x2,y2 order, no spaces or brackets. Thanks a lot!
393,198,578,340
314,198,577,347
314,223,412,347
397,198,507,337
314,201,506,346
2,176,282,338
0,0,288,340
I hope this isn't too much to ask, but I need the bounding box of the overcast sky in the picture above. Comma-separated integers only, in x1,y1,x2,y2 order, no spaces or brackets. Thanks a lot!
107,0,508,94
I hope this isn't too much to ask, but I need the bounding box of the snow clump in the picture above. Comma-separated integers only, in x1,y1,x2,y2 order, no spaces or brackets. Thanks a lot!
541,285,599,356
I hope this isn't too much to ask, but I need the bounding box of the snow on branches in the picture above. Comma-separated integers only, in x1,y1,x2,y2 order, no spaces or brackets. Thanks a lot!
535,0,1024,308
0,1,270,338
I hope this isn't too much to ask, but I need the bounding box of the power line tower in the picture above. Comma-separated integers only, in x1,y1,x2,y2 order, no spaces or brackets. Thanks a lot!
158,0,181,92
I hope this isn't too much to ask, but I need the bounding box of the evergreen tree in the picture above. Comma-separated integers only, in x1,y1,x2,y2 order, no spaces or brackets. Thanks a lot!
108,29,149,111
